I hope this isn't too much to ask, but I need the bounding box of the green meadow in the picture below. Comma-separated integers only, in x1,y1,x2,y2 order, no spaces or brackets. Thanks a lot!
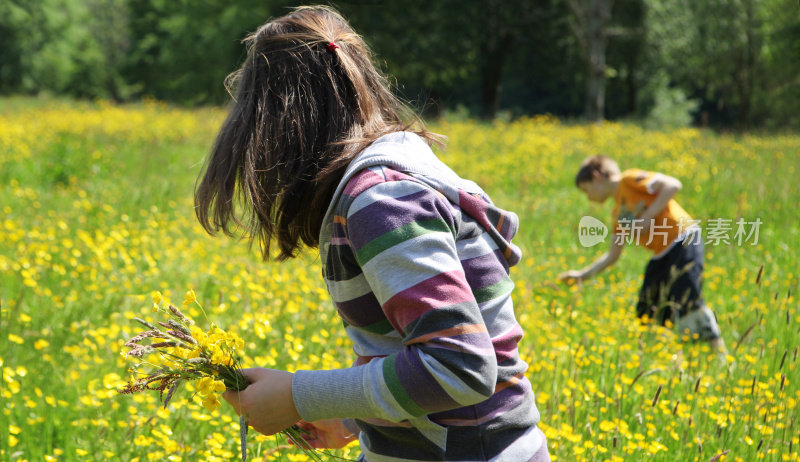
1,98,798,461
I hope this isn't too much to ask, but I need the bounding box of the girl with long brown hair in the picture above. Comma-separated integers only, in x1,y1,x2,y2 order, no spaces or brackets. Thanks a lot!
195,6,549,461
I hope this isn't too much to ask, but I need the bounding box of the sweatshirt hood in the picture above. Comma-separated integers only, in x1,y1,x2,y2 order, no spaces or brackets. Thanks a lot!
319,132,521,267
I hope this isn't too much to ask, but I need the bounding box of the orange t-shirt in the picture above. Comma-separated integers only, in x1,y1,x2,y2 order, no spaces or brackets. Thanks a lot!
612,169,694,255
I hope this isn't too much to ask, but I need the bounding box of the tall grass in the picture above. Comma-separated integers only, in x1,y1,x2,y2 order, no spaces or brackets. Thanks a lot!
1,98,798,461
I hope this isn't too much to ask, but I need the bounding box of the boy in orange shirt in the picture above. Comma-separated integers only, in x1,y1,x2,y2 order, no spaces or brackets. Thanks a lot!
559,155,724,351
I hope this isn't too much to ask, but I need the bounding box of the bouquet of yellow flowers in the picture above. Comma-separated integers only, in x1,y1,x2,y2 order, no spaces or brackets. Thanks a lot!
119,289,319,461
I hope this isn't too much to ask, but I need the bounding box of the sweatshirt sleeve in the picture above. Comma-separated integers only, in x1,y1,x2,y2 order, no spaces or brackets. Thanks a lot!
292,179,498,423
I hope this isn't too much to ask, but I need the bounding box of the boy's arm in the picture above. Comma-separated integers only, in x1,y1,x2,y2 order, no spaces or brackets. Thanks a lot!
559,237,624,283
638,173,682,227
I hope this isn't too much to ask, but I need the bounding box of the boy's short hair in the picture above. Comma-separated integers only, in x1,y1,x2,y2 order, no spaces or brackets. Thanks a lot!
575,155,620,186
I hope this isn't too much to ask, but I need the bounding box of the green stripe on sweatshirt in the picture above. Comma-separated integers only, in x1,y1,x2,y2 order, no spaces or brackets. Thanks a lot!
473,276,515,304
361,318,394,335
356,218,451,265
382,355,426,417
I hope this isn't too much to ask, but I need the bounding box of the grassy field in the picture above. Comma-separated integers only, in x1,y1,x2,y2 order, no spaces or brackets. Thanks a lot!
1,97,798,462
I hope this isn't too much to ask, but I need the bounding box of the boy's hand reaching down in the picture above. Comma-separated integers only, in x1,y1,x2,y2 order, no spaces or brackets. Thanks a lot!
558,270,585,285
222,368,301,436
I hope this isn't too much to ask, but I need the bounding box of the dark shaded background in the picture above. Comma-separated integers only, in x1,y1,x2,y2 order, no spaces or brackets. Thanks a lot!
1,0,798,129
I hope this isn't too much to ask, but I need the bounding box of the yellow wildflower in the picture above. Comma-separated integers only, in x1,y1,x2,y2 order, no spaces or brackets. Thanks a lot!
183,289,197,308
190,326,208,347
196,377,225,396
152,291,163,311
202,393,221,412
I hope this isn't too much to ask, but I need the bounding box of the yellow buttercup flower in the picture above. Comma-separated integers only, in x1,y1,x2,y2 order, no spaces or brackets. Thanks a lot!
191,326,208,347
211,380,226,393
183,289,197,308
196,377,226,397
196,377,214,395
209,346,231,366
152,290,163,311
187,347,201,359
201,393,221,412
225,332,245,350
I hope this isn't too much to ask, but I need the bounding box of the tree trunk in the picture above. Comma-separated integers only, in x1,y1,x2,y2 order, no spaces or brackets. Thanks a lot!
585,26,607,122
568,0,613,123
626,67,638,115
585,0,611,122
736,0,757,129
480,33,514,120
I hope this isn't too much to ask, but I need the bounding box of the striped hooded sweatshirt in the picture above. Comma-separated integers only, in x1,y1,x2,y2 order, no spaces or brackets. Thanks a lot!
292,132,542,461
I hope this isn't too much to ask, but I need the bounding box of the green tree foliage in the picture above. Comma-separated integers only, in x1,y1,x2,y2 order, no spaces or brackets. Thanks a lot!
605,0,647,118
497,0,586,118
759,0,800,129
567,0,615,122
124,0,285,104
0,0,129,98
641,0,796,128
339,0,546,119
0,0,797,128
0,2,26,92
335,0,478,117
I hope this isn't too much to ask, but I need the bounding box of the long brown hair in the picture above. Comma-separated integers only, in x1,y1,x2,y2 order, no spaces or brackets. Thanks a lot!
195,5,439,261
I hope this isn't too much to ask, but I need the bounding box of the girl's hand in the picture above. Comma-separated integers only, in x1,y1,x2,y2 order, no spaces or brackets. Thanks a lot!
222,368,301,436
293,419,358,449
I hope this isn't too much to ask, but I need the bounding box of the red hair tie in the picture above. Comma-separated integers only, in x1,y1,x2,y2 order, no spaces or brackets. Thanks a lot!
327,41,340,52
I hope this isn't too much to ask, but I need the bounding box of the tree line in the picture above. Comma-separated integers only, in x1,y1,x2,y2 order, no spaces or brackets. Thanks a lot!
1,0,798,129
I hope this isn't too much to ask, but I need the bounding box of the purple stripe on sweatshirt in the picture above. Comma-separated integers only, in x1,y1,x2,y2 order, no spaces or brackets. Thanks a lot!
394,348,461,411
461,250,511,289
458,190,491,231
430,378,531,426
335,292,384,327
330,236,350,246
382,168,415,183
498,211,518,242
414,329,497,354
383,271,475,331
347,188,448,251
342,168,386,198
492,324,524,363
